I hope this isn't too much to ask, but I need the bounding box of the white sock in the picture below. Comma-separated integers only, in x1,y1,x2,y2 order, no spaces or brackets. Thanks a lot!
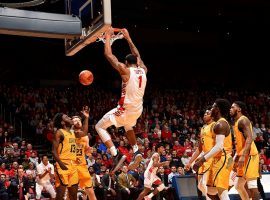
147,193,154,199
110,146,117,156
133,144,138,153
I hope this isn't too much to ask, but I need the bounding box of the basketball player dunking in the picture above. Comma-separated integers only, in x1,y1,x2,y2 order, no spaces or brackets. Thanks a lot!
95,27,147,170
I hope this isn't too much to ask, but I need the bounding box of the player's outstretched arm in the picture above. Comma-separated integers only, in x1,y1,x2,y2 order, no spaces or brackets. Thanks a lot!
122,28,148,73
185,147,201,171
104,27,126,75
75,106,90,138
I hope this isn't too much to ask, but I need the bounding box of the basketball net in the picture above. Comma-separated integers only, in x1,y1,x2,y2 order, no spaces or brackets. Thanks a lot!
96,27,124,45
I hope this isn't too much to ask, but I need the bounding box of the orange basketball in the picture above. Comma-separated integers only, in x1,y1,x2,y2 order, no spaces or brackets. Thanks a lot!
79,70,94,86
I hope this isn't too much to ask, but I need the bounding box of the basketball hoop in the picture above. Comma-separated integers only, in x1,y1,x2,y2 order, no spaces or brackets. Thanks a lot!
96,28,124,45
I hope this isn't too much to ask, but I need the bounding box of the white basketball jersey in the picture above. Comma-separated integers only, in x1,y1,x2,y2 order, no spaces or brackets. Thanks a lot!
145,152,159,175
118,66,147,111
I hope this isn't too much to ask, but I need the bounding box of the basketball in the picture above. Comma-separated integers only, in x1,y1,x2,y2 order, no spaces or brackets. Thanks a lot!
79,70,94,86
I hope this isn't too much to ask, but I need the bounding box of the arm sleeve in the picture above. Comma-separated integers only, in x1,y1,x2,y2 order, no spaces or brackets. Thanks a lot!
204,134,225,160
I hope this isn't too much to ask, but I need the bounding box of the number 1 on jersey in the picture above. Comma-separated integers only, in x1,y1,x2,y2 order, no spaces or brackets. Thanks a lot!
138,75,142,88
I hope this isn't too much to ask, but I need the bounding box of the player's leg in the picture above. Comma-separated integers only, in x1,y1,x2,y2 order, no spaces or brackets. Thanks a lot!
125,112,143,170
78,165,97,200
198,173,211,200
125,125,143,170
85,187,97,200
55,185,66,200
125,128,138,152
136,187,151,200
207,187,219,200
144,177,164,199
96,108,127,170
144,178,165,200
95,109,116,155
235,177,249,199
247,179,261,200
55,166,68,200
125,109,142,154
216,188,230,200
67,164,79,200
211,156,230,200
245,154,261,200
67,184,78,200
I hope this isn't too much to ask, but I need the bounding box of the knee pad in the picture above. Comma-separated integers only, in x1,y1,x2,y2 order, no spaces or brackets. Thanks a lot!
95,122,111,142
157,184,165,191
124,125,133,132
247,179,258,189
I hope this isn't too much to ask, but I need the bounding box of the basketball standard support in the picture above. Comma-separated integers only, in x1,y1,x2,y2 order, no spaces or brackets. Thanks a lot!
0,7,81,39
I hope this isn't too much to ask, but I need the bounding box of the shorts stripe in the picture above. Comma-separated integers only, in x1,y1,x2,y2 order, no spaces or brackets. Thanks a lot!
244,155,252,175
213,149,226,187
55,168,67,186
198,167,210,175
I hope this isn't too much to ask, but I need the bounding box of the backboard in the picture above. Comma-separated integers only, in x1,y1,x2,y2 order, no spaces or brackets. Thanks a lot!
65,0,111,56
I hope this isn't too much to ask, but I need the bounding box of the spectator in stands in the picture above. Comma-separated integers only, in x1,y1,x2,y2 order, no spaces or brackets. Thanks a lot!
93,156,103,175
171,150,181,167
20,141,27,151
253,123,263,139
29,152,38,167
161,125,172,143
0,163,9,175
25,162,37,179
262,165,269,173
15,168,31,200
101,168,117,200
12,143,20,162
177,166,185,175
168,165,179,187
9,161,19,178
25,144,37,158
157,166,176,200
265,138,270,158
0,174,8,200
89,166,104,200
36,155,56,200
118,165,138,200
181,151,191,167
86,153,95,168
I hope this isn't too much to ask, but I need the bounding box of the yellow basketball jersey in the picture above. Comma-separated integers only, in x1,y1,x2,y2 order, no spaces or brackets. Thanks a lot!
201,121,215,153
58,129,76,161
75,136,88,165
233,115,258,156
215,118,232,157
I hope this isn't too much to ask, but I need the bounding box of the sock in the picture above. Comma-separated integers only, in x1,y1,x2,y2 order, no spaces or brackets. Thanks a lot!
133,144,138,153
147,193,154,198
110,146,117,156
